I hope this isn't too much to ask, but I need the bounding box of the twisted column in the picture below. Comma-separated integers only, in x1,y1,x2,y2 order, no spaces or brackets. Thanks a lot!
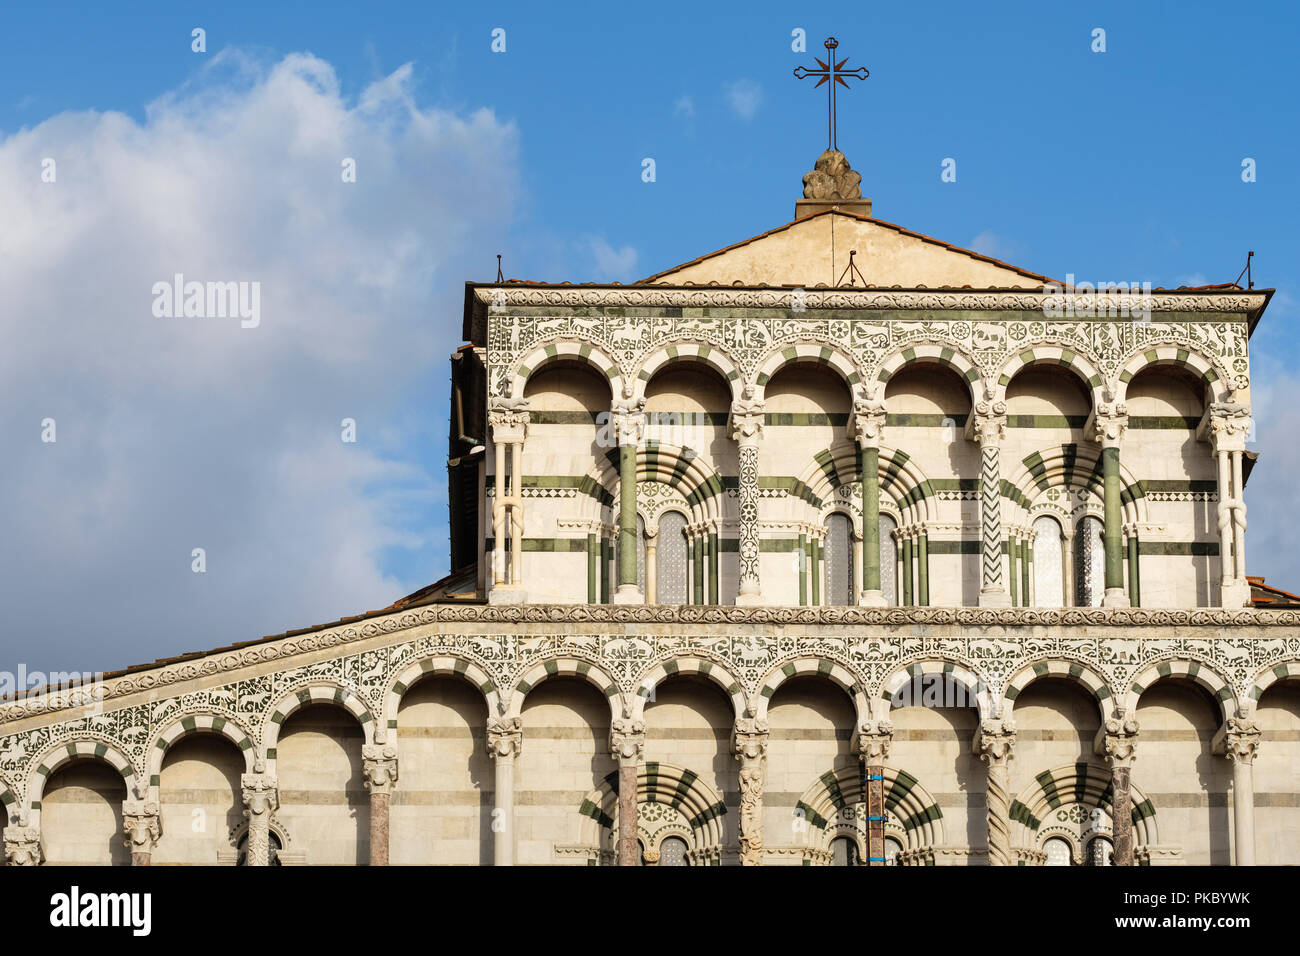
972,402,1011,607
1206,403,1253,607
122,798,161,866
241,772,279,866
1104,714,1139,866
609,718,645,865
362,743,399,866
1225,717,1260,866
732,718,769,866
853,387,888,606
858,719,893,866
487,716,523,866
612,400,646,604
977,718,1016,865
730,392,765,605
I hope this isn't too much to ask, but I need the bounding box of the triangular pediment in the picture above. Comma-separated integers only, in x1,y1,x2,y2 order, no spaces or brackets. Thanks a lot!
640,210,1052,289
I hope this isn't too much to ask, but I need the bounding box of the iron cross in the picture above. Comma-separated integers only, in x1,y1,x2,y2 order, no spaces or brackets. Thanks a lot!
793,37,869,151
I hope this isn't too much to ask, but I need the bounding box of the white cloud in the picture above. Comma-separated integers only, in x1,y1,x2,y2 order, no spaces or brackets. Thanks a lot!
723,79,762,121
968,230,1023,263
0,51,520,673
673,95,695,119
587,237,638,283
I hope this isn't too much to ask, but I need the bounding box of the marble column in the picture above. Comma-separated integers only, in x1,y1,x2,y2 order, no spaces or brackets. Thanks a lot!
487,399,530,603
733,717,769,866
858,719,893,866
644,525,659,604
612,400,645,604
240,772,279,866
1092,402,1129,607
976,718,1016,866
361,743,399,866
122,798,161,866
609,718,645,865
853,387,888,607
2,825,42,866
972,401,1011,606
487,716,523,866
1205,402,1253,607
1103,714,1139,866
1225,717,1260,866
730,392,766,605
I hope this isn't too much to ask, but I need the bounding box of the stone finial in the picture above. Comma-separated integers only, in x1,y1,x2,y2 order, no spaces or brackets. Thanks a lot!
802,149,862,200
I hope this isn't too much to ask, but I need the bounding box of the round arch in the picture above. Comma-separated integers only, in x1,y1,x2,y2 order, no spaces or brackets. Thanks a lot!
576,761,729,864
878,658,994,720
874,342,982,407
505,657,624,722
383,655,499,743
993,346,1106,408
630,342,744,406
1121,659,1237,723
752,343,863,397
630,656,747,723
146,711,259,786
26,738,137,824
796,765,946,856
509,340,624,402
1012,762,1159,854
1001,659,1118,724
1249,661,1300,709
1115,345,1231,405
754,658,868,726
261,684,376,761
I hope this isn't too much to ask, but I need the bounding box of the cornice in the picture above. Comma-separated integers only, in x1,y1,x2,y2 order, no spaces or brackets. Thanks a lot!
2,602,1295,722
473,286,1264,315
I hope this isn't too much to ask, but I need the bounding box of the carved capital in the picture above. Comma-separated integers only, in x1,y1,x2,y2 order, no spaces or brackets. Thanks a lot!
732,717,769,763
240,772,279,817
971,401,1007,446
488,396,530,444
3,825,43,866
1091,401,1129,449
486,715,524,759
976,718,1017,763
851,386,888,447
857,718,894,762
1206,401,1252,453
610,398,646,446
728,398,765,448
1225,716,1261,764
1103,714,1140,768
121,799,162,853
362,743,400,794
609,717,646,766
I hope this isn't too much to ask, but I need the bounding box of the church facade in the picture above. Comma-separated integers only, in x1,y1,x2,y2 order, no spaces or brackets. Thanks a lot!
3,157,1298,867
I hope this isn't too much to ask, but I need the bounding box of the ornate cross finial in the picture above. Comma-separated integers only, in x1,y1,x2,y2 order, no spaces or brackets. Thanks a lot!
793,36,869,151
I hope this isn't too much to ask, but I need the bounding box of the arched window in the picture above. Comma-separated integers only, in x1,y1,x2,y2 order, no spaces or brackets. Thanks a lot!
1043,837,1072,866
659,836,689,866
829,836,860,866
1075,516,1105,607
657,511,689,605
1087,837,1114,866
880,515,899,606
1032,516,1065,607
824,513,854,606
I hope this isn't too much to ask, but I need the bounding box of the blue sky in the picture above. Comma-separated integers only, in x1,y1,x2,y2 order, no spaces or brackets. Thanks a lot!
2,1,1298,674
